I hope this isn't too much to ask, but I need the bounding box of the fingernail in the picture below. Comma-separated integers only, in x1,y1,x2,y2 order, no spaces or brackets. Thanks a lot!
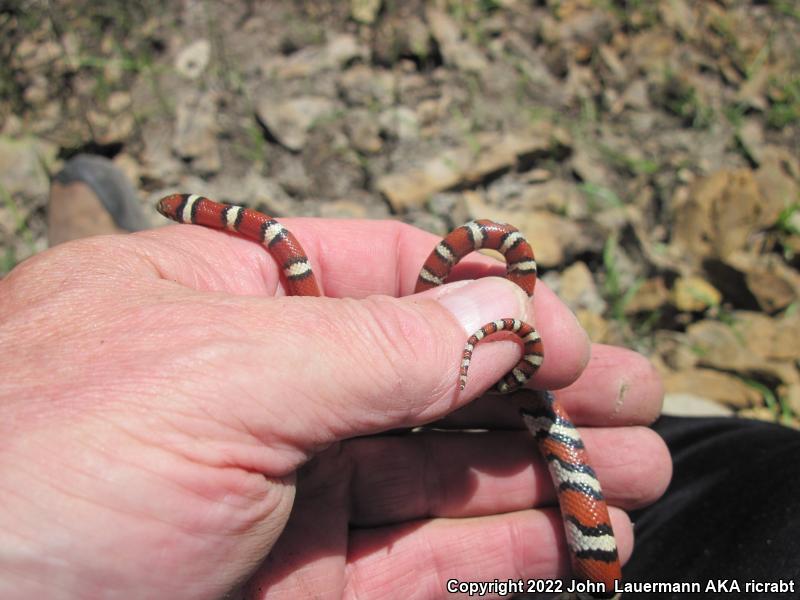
424,277,529,334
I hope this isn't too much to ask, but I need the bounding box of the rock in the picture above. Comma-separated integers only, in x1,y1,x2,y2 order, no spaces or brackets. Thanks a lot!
662,393,735,417
411,97,442,129
626,277,669,314
731,310,800,362
103,57,125,86
654,330,700,371
338,65,395,106
141,121,185,183
375,151,467,211
1,114,22,137
377,128,563,211
686,318,800,385
469,132,554,181
198,169,296,216
615,79,650,113
557,261,607,314
327,34,365,68
736,61,770,111
736,118,766,165
428,192,471,227
372,13,432,65
629,30,676,75
571,142,614,188
737,407,778,423
550,8,614,61
266,34,366,79
112,153,141,187
378,106,419,141
87,108,135,145
172,91,221,174
724,251,800,313
772,312,800,362
345,109,382,154
499,31,565,105
755,152,798,226
320,195,389,220
671,168,767,264
523,169,552,184
302,130,366,199
658,0,698,40
256,96,337,152
0,136,58,198
662,368,761,408
484,175,528,209
404,210,449,237
574,309,609,343
107,90,132,114
351,0,382,24
271,153,313,196
425,6,488,73
598,44,626,81
175,39,211,79
685,319,757,372
563,61,599,104
784,227,800,256
762,146,799,181
15,38,62,70
23,74,49,105
500,179,587,219
670,276,722,312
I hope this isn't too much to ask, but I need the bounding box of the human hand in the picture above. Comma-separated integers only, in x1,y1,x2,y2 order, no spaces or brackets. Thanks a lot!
0,219,669,599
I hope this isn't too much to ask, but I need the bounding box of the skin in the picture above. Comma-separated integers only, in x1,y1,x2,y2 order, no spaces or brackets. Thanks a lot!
0,219,670,599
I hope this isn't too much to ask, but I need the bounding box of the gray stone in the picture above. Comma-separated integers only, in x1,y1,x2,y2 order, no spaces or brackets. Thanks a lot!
174,39,211,79
338,65,396,106
379,106,419,140
256,96,338,152
378,129,561,211
425,6,488,74
141,121,185,184
662,393,734,417
272,154,313,196
264,34,366,79
351,0,382,24
345,109,382,154
0,136,58,198
553,261,607,314
172,91,221,174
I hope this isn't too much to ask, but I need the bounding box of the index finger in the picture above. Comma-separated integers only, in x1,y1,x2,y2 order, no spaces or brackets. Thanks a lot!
138,217,590,389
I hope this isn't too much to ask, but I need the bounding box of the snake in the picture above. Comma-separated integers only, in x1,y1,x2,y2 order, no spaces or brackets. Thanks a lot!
157,193,622,599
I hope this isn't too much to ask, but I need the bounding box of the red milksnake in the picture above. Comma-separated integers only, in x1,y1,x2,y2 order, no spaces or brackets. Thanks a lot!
157,193,622,599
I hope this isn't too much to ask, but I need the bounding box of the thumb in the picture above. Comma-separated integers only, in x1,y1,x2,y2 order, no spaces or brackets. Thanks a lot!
240,276,531,466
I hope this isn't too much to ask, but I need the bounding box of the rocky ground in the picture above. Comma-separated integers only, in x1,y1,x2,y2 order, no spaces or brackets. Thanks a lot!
1,0,799,423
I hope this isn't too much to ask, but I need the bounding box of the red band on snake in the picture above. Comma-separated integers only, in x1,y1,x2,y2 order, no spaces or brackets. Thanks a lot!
157,194,622,599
